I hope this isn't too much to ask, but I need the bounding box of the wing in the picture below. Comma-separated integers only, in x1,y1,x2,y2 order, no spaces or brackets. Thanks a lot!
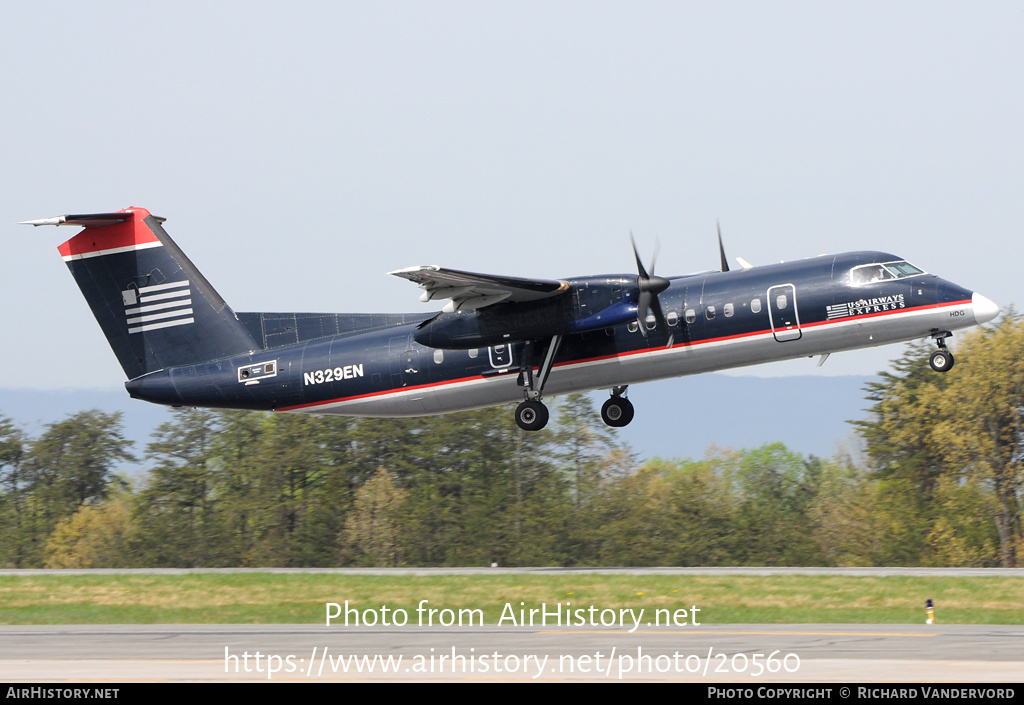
390,265,569,312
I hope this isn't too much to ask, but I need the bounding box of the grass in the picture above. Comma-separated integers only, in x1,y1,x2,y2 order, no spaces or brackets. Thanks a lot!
0,573,1021,625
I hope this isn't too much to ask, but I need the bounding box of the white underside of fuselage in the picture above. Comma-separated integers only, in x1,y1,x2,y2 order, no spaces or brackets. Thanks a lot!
283,298,980,418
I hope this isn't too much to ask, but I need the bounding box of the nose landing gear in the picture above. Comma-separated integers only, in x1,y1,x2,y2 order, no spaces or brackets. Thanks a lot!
929,332,955,372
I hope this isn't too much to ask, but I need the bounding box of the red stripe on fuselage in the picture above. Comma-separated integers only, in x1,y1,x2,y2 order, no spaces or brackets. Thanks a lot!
57,207,157,259
275,298,971,413
278,372,495,412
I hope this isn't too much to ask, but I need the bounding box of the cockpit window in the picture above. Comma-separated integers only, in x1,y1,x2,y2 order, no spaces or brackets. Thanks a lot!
886,261,925,277
850,260,925,286
850,265,896,285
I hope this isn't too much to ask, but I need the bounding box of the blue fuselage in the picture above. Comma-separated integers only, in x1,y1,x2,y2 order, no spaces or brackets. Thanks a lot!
124,250,985,418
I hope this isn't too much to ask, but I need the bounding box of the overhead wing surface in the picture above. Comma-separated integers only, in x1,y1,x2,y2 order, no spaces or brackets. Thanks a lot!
390,265,569,312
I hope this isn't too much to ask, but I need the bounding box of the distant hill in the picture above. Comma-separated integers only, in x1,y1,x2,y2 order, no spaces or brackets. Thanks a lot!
0,373,874,467
609,373,873,461
0,389,175,475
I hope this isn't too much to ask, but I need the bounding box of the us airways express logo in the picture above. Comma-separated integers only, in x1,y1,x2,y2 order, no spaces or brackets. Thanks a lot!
826,293,906,320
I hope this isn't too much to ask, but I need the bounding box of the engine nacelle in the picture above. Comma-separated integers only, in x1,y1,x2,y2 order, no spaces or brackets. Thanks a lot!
413,276,637,349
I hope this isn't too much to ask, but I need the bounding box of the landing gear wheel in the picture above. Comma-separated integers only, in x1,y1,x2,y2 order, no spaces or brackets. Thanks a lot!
929,349,955,373
514,400,549,431
601,397,635,427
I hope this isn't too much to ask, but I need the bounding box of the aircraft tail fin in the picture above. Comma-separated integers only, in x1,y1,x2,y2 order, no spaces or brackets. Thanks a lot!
28,207,259,380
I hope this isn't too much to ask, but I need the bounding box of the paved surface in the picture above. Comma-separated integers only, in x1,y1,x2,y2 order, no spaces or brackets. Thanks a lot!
3,567,1024,576
1,623,1021,682
3,569,1020,681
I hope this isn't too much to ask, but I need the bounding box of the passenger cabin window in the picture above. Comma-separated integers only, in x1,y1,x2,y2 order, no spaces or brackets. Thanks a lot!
645,315,657,330
468,348,478,359
433,349,444,364
724,303,734,317
705,305,716,320
751,298,762,313
627,321,639,333
685,309,696,324
776,293,788,310
667,311,678,326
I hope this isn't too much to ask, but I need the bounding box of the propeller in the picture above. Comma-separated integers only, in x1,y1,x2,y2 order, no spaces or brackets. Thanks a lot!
630,232,674,348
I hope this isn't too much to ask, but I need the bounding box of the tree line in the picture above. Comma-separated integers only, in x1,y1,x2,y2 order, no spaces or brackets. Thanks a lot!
1,315,1020,568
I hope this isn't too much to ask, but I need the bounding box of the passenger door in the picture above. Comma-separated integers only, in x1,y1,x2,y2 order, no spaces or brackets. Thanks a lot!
768,284,802,342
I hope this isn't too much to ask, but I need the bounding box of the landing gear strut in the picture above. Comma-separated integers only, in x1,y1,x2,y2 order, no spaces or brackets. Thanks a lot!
601,386,635,427
514,335,563,431
929,332,955,373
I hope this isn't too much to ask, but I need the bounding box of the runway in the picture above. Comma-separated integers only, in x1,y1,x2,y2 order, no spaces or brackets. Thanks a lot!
3,569,1021,681
2,623,1022,682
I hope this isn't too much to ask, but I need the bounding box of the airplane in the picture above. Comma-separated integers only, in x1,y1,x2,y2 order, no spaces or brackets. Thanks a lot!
23,207,999,431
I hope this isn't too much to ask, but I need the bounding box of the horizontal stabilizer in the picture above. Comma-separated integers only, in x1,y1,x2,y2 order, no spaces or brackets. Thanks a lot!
19,211,158,228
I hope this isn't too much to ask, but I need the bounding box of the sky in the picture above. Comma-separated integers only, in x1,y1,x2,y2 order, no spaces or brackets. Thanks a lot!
2,1,1022,390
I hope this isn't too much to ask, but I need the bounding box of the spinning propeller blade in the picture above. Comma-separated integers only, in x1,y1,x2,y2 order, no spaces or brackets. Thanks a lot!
630,232,674,348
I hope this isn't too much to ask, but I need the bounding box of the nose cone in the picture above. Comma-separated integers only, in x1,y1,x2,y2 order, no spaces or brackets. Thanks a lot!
643,275,671,295
972,292,1000,325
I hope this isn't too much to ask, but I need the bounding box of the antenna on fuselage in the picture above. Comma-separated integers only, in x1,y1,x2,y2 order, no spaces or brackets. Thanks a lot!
717,220,730,273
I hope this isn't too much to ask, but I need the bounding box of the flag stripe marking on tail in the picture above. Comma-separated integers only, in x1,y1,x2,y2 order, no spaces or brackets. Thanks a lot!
124,279,194,334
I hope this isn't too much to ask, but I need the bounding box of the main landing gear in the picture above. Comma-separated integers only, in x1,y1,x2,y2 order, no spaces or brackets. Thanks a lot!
514,335,563,431
514,387,637,431
929,331,955,372
514,399,549,431
601,386,634,428
512,337,637,431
